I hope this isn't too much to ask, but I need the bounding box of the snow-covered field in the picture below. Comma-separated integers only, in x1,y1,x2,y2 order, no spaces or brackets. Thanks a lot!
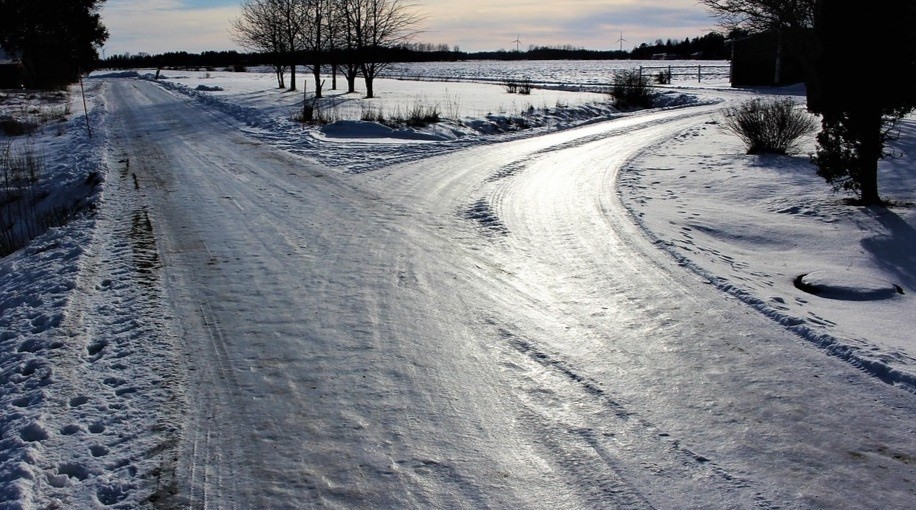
1,62,914,509
383,59,732,90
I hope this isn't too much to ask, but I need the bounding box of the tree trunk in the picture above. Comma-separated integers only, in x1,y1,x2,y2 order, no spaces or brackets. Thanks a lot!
301,81,313,122
289,63,297,92
345,68,357,93
855,108,884,205
362,63,375,98
313,67,322,98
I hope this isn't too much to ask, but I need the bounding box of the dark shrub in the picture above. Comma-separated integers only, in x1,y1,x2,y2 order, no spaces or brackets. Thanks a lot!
611,69,654,110
722,98,818,155
1,116,37,136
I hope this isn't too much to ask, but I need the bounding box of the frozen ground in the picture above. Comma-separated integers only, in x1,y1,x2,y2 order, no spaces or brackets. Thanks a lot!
1,65,914,509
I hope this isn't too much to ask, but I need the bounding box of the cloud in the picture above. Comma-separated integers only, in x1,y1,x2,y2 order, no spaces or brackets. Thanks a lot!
415,0,717,51
100,0,717,55
102,0,242,55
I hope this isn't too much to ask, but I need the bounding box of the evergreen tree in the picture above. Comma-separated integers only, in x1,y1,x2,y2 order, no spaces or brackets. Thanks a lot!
702,0,916,205
810,0,916,204
0,0,109,89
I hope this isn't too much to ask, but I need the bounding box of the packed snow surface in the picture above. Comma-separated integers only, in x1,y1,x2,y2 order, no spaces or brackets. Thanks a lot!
1,63,914,509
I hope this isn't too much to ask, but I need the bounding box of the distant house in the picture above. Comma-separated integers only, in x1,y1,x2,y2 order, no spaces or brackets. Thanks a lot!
0,48,23,88
729,31,805,87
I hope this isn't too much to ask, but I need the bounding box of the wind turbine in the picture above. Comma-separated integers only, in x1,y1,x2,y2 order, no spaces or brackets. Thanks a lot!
513,34,522,52
617,32,628,52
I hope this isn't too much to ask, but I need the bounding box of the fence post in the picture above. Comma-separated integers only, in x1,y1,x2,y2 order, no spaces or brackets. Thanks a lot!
698,65,702,82
78,67,91,139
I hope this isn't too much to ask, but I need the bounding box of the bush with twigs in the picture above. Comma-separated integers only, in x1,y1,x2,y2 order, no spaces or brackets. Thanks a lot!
722,98,818,155
0,142,90,256
1,143,46,255
610,69,654,110
655,69,672,85
505,78,532,95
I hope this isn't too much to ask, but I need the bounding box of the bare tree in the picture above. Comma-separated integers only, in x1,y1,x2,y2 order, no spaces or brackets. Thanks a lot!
324,0,344,90
700,0,815,32
337,0,363,93
301,0,328,98
231,0,308,91
700,0,818,89
232,0,288,88
276,0,309,91
234,0,420,99
341,0,420,98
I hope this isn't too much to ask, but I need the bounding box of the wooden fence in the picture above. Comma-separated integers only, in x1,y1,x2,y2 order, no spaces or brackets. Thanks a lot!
638,65,731,84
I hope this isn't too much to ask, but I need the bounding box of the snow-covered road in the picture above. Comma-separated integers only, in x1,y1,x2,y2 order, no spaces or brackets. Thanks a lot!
104,79,915,509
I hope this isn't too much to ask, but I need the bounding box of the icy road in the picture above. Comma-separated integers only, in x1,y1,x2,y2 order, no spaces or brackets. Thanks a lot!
103,80,915,509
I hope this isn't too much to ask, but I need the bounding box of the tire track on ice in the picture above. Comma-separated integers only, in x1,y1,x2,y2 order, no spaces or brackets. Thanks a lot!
496,327,780,509
106,80,258,510
182,300,253,510
464,114,781,508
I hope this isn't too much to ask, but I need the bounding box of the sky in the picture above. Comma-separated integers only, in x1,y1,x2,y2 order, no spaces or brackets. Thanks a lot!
100,0,720,56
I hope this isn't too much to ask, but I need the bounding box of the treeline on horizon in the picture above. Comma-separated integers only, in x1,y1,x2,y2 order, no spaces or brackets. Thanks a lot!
101,31,733,70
